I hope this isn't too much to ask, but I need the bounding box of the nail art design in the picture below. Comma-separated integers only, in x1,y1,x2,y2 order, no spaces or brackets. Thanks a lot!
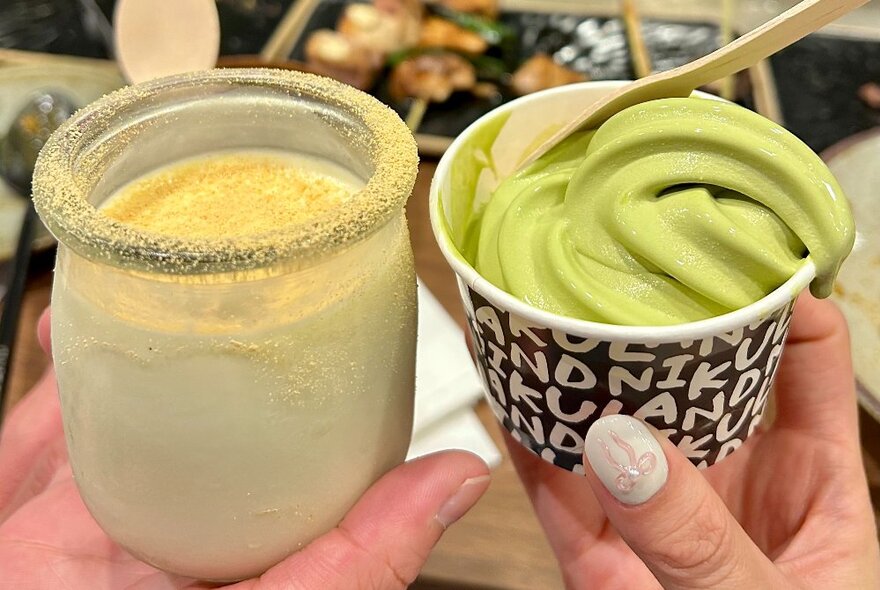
584,415,669,505
599,430,657,494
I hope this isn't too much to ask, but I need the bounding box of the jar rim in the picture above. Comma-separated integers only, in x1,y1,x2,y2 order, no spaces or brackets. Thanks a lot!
32,69,418,275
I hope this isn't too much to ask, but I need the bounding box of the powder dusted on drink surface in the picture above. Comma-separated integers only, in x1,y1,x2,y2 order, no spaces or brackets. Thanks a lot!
100,151,364,239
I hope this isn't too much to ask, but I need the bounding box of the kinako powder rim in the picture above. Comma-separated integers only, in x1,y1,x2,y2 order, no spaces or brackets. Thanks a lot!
31,69,419,277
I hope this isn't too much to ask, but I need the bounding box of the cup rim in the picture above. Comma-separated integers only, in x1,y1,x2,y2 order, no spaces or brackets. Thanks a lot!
32,68,418,276
429,81,816,343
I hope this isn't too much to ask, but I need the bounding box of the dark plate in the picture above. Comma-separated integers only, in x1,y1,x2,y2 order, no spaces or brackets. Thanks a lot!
769,33,880,153
288,1,755,153
778,34,880,418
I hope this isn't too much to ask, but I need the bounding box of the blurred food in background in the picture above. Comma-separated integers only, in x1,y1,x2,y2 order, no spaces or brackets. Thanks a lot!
7,1,877,156
510,53,586,97
291,0,732,144
0,0,747,149
0,0,298,58
300,0,729,99
304,0,522,105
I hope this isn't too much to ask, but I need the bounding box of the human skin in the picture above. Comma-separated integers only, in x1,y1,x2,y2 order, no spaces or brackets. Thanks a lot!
3,298,877,589
0,309,491,590
508,296,880,589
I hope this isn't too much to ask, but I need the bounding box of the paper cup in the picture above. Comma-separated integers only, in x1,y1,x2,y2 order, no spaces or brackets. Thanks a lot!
429,82,815,472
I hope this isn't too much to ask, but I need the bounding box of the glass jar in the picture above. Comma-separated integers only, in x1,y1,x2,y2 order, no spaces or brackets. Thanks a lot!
32,69,419,581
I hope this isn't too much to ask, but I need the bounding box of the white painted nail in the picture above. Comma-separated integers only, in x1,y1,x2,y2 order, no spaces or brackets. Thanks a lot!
584,415,669,505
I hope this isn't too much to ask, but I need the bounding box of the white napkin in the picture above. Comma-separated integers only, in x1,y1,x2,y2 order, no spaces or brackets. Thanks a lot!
406,280,501,468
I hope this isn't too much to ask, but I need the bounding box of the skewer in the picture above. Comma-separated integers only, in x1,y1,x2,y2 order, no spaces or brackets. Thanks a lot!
260,0,321,62
405,96,429,132
621,0,652,79
720,0,736,100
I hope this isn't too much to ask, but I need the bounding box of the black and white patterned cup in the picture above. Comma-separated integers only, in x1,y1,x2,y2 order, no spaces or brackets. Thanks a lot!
429,82,816,472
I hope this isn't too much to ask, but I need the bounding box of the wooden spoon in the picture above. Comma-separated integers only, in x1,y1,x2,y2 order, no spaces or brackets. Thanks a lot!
518,0,871,170
113,0,220,84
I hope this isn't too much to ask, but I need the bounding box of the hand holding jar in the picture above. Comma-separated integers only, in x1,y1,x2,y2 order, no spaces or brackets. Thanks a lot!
0,310,490,588
20,69,477,581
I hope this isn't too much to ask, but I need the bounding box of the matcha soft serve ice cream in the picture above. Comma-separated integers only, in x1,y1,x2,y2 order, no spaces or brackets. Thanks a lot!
469,97,854,326
431,83,847,472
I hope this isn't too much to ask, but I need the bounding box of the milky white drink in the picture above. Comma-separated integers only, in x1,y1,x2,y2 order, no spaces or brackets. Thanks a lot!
33,70,419,581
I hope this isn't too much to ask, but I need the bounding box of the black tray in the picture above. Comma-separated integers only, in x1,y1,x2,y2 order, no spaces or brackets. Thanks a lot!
769,33,880,154
288,0,757,154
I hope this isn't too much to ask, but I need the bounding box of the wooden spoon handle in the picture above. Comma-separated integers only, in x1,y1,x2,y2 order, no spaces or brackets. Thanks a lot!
679,0,869,91
523,0,870,168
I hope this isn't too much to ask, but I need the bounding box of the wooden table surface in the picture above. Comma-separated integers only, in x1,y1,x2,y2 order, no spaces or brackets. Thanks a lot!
4,160,880,590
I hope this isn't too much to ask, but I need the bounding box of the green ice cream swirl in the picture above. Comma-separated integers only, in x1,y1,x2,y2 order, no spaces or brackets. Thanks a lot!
472,98,854,326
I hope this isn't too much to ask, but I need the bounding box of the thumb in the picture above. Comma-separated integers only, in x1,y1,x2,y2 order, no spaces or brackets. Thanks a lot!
244,451,490,590
582,415,783,590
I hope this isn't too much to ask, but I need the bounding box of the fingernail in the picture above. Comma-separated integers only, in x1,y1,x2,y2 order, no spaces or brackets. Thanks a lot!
584,415,668,505
435,475,491,529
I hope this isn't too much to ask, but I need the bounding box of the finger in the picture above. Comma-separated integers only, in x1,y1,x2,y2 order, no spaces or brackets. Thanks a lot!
583,415,784,590
504,431,659,588
1,307,56,444
37,306,51,356
0,308,64,520
246,451,490,590
504,431,607,558
773,295,858,447
0,367,66,521
464,327,476,364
